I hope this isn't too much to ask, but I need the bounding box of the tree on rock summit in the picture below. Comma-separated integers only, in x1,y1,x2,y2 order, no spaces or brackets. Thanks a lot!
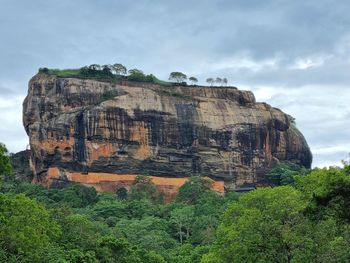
189,76,198,85
169,72,187,83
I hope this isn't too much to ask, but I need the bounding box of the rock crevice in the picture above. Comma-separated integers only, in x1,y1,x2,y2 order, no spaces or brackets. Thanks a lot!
23,73,312,192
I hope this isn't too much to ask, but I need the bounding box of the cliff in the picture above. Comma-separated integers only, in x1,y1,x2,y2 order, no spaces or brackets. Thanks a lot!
23,73,312,198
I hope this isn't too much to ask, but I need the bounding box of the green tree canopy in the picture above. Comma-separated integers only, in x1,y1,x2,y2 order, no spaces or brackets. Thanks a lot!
128,68,144,75
203,187,309,262
0,143,12,179
129,175,164,203
295,166,350,222
61,183,98,208
189,76,198,85
169,72,187,83
113,63,127,75
0,193,61,261
215,77,222,85
202,185,350,263
128,69,147,82
206,78,214,86
266,161,308,186
114,216,177,254
88,64,101,71
171,205,195,244
176,177,212,204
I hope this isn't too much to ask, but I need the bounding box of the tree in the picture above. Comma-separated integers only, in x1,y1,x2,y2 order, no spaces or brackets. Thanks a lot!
87,197,128,222
343,156,350,175
39,67,49,74
189,77,198,85
129,175,164,203
190,215,218,245
61,184,98,208
128,69,146,82
295,166,350,222
222,78,228,86
116,187,128,200
168,243,209,263
170,206,195,244
0,193,61,261
144,74,157,83
128,68,144,75
115,216,177,253
58,213,105,251
0,143,12,179
206,78,214,86
176,177,212,204
127,198,157,219
169,72,187,83
66,249,98,263
88,64,101,71
113,63,127,75
102,64,113,75
202,187,310,262
266,161,308,186
202,185,350,263
96,236,149,263
215,78,222,85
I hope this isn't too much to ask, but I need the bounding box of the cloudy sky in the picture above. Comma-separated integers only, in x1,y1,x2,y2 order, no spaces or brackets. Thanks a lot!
0,0,349,167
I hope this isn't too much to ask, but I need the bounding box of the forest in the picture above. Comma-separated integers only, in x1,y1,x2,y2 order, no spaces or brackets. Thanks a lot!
1,143,350,263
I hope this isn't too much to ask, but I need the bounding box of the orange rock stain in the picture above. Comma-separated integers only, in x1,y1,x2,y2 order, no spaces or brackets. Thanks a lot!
33,137,75,154
86,142,116,163
46,167,225,202
130,121,151,159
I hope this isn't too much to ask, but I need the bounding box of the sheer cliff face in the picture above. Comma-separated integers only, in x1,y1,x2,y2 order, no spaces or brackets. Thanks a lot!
23,73,312,193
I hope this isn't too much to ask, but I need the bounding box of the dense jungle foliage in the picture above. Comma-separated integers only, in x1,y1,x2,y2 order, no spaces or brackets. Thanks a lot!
1,142,350,262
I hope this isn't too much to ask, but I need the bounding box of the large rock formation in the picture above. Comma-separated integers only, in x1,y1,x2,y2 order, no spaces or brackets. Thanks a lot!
23,73,312,197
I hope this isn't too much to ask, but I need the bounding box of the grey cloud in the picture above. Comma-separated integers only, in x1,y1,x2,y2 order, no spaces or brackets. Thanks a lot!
0,87,16,98
255,85,350,168
0,0,350,167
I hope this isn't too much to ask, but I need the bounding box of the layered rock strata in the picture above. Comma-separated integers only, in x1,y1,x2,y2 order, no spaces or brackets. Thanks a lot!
23,73,312,197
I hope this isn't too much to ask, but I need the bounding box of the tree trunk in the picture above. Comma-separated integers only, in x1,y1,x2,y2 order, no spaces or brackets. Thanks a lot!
179,222,183,244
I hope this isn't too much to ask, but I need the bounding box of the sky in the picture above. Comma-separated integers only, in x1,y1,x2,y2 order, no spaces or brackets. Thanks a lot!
0,0,349,168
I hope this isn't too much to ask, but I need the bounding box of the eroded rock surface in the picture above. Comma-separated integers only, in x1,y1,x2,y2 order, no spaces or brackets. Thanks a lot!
23,73,312,194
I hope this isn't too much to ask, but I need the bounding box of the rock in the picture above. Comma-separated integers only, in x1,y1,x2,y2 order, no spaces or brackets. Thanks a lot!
10,150,32,182
23,73,312,197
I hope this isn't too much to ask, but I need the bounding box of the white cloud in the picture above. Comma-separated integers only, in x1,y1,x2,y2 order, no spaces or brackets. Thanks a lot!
312,144,350,155
209,55,279,72
0,94,28,153
289,57,326,70
251,84,350,168
1,0,350,170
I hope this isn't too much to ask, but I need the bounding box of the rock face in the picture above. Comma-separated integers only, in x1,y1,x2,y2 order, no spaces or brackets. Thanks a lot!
23,73,312,196
10,150,32,182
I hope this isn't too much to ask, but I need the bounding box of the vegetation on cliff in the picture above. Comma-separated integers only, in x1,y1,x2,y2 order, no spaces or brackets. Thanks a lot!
38,65,229,87
39,65,171,86
1,142,349,262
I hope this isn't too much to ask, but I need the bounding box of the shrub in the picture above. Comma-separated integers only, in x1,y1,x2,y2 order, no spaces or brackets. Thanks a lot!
97,90,118,104
266,161,308,186
38,67,49,73
129,175,164,203
37,65,173,86
176,177,212,204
